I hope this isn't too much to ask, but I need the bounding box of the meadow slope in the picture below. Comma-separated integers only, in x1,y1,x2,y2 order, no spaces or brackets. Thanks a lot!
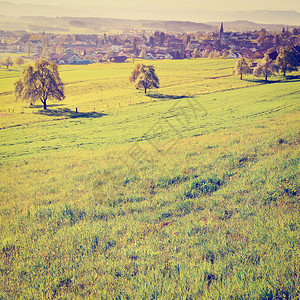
0,59,299,299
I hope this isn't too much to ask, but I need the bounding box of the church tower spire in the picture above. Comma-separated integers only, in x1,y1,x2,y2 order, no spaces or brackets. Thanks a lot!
219,22,224,45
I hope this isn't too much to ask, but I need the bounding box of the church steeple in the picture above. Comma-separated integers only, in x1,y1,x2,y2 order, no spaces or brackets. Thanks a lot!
219,22,224,46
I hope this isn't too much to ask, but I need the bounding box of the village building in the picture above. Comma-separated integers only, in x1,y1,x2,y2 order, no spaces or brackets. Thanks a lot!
59,53,85,64
110,56,128,63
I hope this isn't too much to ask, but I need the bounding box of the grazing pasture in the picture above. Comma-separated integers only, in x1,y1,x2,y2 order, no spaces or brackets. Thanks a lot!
0,58,299,299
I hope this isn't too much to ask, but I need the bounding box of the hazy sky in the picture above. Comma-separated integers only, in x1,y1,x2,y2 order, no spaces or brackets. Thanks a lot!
3,0,300,24
8,0,300,11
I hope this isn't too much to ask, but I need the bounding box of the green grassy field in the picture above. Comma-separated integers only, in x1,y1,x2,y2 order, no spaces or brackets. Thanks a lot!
0,58,299,299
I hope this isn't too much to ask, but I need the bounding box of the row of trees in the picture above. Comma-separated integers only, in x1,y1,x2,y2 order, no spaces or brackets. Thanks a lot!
234,46,300,81
0,56,25,69
12,45,299,110
14,59,159,110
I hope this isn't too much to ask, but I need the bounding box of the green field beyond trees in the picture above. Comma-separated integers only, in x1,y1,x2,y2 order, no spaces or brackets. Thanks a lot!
0,58,299,299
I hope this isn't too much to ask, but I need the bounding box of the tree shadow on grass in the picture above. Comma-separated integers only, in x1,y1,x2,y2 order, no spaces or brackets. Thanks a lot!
244,75,300,84
243,78,281,84
146,93,194,100
5,69,20,72
284,75,300,82
30,103,65,109
36,108,107,119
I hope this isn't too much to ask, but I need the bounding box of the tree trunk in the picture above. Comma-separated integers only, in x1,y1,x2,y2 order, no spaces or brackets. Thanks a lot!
144,87,147,94
240,73,243,80
43,101,47,110
265,73,268,82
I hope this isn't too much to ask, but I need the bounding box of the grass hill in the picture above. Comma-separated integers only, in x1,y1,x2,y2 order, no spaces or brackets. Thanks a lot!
0,58,299,299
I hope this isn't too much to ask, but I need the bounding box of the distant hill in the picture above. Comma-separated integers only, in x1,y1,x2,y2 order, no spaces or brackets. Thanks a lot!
204,10,300,26
231,10,300,26
0,15,215,33
1,15,298,34
0,1,299,33
208,20,296,32
0,1,300,26
0,1,85,17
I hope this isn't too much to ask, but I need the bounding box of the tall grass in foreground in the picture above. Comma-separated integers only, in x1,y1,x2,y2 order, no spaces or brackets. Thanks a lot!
0,112,299,299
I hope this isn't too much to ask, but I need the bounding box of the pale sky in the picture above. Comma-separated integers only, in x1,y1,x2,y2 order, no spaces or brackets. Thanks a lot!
8,0,300,11
4,0,300,24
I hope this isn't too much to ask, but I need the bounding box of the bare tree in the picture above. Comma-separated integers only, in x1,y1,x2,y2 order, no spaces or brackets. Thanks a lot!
192,48,198,59
129,64,159,94
131,54,136,64
234,57,251,80
15,57,25,67
25,41,32,58
15,59,65,109
139,49,147,59
4,57,13,69
276,46,299,77
253,55,276,82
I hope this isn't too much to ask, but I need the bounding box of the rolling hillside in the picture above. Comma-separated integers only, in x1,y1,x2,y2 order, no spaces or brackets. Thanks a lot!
0,58,299,299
